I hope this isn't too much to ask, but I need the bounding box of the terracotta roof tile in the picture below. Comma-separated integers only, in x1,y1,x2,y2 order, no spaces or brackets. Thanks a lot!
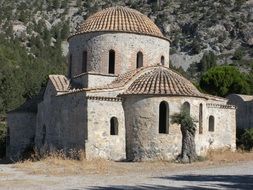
122,67,203,97
71,6,166,40
49,75,70,92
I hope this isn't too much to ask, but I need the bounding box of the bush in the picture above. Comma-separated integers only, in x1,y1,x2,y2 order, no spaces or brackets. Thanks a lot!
239,128,253,151
198,51,217,73
199,66,250,97
241,128,253,151
233,48,245,60
0,123,6,158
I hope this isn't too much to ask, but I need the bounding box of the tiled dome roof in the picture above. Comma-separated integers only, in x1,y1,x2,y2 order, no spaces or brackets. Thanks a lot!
123,67,203,97
72,6,165,39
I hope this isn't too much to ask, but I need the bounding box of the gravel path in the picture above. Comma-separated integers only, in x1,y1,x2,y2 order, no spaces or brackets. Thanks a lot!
0,161,253,190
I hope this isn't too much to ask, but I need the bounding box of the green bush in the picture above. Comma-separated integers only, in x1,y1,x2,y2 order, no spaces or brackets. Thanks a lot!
237,128,253,151
241,128,253,150
199,66,250,97
198,51,217,73
0,123,6,158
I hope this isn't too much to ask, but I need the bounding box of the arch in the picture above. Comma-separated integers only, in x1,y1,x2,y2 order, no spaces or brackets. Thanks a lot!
183,101,190,114
68,54,72,78
208,116,215,132
109,49,115,74
159,101,169,134
82,51,87,73
110,117,118,135
136,51,143,68
42,125,46,145
199,103,203,134
161,56,165,65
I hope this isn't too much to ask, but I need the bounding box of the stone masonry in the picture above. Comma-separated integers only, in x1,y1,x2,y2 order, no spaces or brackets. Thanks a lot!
7,6,236,161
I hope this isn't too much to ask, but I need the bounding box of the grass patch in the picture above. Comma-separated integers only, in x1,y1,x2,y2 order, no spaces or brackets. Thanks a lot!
14,150,109,176
206,149,253,163
12,148,253,177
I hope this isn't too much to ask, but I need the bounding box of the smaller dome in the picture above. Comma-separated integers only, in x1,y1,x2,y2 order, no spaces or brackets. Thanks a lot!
123,67,203,97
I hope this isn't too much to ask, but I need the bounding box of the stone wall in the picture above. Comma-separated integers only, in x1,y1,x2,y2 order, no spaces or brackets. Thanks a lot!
7,112,36,160
227,94,253,129
205,103,236,151
68,32,170,77
85,98,126,160
35,91,87,153
123,95,236,161
72,72,117,88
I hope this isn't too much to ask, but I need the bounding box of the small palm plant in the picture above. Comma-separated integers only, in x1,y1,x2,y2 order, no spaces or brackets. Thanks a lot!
171,108,198,163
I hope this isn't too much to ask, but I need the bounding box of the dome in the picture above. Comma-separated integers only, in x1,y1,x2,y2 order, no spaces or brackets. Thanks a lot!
72,6,166,39
123,66,203,97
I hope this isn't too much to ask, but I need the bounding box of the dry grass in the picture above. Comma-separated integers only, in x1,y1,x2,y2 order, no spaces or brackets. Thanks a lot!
14,158,110,176
206,149,253,163
14,150,110,176
13,149,253,177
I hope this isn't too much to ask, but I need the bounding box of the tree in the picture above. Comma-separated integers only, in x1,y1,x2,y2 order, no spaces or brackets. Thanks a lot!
198,51,217,73
200,66,250,97
171,108,197,163
52,0,60,9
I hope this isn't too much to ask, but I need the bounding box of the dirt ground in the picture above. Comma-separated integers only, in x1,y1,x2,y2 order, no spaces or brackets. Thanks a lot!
0,150,253,190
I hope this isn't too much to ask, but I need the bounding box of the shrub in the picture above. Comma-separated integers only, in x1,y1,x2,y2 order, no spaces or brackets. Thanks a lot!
240,128,253,151
233,48,245,60
237,128,253,151
198,51,217,73
0,123,6,158
199,66,250,97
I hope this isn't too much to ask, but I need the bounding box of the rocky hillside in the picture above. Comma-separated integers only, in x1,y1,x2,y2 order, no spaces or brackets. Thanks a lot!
0,0,253,113
1,0,253,67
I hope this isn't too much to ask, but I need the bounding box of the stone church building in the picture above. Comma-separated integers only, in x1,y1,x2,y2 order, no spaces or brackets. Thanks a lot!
7,6,236,161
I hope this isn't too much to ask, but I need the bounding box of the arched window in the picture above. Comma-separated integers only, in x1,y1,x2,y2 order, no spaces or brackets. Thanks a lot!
109,50,115,74
69,54,72,78
209,116,215,132
199,103,203,134
159,101,169,134
110,117,118,135
42,125,46,145
183,102,190,114
136,51,143,68
161,56,165,65
82,51,87,73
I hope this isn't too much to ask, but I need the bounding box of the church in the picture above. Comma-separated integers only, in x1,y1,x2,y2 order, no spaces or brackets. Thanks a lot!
7,6,236,161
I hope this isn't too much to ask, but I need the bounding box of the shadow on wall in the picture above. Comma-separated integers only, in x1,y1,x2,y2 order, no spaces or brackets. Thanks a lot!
68,175,253,190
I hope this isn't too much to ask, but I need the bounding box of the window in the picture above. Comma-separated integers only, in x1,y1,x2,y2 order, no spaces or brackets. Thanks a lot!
183,102,190,114
82,51,87,73
159,101,169,134
69,54,72,78
109,50,115,74
136,51,143,68
209,116,215,132
161,56,165,65
110,117,118,135
42,125,46,145
199,103,203,134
